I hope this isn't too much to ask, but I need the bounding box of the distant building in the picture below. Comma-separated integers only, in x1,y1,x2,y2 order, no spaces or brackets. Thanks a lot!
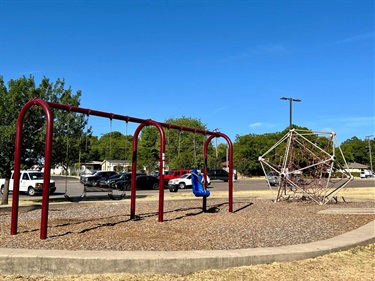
101,160,131,172
80,161,102,175
347,162,370,174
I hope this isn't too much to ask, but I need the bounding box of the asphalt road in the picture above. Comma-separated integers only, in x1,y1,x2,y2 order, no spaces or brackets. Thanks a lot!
12,175,373,201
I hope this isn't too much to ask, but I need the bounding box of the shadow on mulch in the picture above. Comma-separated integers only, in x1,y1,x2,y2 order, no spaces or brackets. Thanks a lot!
17,199,255,238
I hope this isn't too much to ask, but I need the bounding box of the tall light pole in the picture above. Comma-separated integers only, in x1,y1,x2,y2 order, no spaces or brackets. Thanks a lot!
280,97,301,129
365,135,373,173
213,128,219,158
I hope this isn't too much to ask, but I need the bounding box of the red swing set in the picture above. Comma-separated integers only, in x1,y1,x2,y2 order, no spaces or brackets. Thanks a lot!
10,98,234,240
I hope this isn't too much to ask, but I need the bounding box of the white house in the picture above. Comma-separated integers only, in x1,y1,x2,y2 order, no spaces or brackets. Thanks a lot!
79,161,102,175
101,160,131,172
347,162,370,174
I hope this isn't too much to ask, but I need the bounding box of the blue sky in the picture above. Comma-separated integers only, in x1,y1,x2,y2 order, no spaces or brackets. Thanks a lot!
1,0,374,144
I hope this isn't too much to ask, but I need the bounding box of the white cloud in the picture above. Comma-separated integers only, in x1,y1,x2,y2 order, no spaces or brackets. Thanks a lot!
250,44,287,55
213,106,227,114
220,43,288,62
303,115,375,143
249,122,263,128
19,70,41,76
336,33,374,44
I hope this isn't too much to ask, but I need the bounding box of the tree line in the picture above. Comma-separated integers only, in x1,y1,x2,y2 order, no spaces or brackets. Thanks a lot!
1,76,374,204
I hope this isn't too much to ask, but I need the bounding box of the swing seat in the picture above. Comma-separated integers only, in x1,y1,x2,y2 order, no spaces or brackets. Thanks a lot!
191,169,210,198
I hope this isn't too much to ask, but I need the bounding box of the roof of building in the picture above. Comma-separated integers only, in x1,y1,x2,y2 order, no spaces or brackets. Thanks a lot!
102,159,131,165
347,162,369,169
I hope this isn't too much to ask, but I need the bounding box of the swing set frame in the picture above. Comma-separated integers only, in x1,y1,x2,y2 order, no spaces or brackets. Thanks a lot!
10,98,234,240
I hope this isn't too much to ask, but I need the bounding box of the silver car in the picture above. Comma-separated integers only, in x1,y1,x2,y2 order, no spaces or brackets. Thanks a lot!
267,171,279,186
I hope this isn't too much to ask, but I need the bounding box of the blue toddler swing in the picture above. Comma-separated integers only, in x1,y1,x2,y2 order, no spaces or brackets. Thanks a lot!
191,168,210,197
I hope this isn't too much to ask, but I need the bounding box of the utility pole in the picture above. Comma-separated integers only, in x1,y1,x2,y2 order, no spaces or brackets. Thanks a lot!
213,128,219,158
365,135,373,173
280,97,301,128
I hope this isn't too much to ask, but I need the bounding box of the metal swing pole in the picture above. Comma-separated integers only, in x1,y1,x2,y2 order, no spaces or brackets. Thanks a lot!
124,121,128,171
64,120,70,194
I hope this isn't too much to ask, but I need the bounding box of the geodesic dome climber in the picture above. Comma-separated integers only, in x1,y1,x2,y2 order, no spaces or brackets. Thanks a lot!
258,129,353,205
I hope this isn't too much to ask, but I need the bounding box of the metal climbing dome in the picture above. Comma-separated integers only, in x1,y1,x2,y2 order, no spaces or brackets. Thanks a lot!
258,129,353,205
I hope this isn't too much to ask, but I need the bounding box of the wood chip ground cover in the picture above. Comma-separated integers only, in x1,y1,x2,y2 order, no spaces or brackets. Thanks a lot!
0,198,374,251
0,195,374,280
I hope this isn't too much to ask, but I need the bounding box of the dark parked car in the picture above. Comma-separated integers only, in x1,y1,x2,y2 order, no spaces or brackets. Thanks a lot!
114,175,159,191
206,169,229,182
79,170,97,183
82,171,118,186
106,172,145,188
96,173,126,188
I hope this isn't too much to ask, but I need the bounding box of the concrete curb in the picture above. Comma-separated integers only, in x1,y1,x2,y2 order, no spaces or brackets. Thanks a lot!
0,220,374,275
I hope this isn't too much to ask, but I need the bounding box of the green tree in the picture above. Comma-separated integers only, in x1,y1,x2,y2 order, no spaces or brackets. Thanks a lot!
0,76,86,205
339,136,374,168
49,80,89,174
85,136,100,161
94,131,133,171
164,117,212,170
108,131,132,162
233,133,272,176
137,117,213,173
138,126,160,173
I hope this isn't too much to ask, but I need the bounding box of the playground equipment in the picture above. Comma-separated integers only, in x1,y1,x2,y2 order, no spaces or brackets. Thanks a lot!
64,178,127,202
191,168,210,198
10,98,234,239
63,118,126,202
259,129,353,205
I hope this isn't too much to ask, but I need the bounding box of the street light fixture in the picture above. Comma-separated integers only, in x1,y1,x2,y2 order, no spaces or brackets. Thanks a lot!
280,97,302,128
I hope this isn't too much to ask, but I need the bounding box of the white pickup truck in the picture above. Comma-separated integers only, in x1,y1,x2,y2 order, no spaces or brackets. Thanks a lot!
0,170,56,196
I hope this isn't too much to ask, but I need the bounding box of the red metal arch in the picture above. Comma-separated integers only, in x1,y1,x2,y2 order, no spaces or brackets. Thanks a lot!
203,133,234,212
11,99,54,239
131,121,166,222
10,98,234,239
